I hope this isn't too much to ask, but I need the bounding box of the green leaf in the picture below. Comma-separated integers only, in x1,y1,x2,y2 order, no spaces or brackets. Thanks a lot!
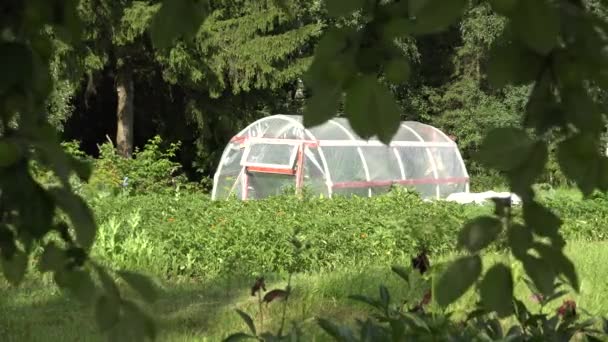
476,127,533,171
524,73,565,133
150,0,209,49
0,141,22,167
118,271,158,303
236,309,256,336
345,75,376,139
434,255,482,307
534,243,579,292
308,29,351,70
271,0,293,17
224,333,257,342
458,216,503,253
512,0,560,55
310,30,355,83
553,51,584,87
543,290,569,306
557,135,603,196
49,188,96,249
1,250,28,286
54,269,97,304
0,42,34,94
344,74,401,144
507,224,533,259
69,156,93,182
303,30,353,128
29,125,71,187
325,0,365,18
409,0,468,35
95,295,120,331
21,182,55,239
388,318,406,339
94,265,121,300
121,300,157,340
384,57,411,84
522,255,555,296
379,285,390,309
348,294,383,311
52,0,83,43
561,85,603,134
38,242,66,273
585,334,604,342
480,264,514,318
303,86,341,129
0,225,16,259
382,18,414,39
488,0,519,16
522,201,561,238
487,38,543,88
508,141,548,194
401,313,431,332
317,318,356,340
408,0,429,16
391,265,410,284
513,299,529,325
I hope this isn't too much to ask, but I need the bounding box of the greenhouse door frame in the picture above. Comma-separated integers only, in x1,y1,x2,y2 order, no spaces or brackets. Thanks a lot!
236,135,468,200
241,143,307,199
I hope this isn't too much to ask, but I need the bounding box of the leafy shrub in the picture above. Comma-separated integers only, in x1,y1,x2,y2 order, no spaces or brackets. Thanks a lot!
469,168,508,192
30,140,93,191
311,271,608,341
88,136,187,196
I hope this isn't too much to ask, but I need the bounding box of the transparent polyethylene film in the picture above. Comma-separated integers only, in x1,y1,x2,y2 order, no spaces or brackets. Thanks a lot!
212,115,469,200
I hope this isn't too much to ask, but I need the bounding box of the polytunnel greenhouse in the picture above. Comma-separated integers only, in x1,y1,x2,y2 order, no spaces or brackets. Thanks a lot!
211,114,469,200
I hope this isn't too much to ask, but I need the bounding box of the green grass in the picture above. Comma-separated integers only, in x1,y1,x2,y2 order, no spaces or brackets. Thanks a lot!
2,240,607,341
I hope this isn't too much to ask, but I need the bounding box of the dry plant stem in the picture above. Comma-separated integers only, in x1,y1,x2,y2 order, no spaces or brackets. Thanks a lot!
278,273,293,337
258,290,264,332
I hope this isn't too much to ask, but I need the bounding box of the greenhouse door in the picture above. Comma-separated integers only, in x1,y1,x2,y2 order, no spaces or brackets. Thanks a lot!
240,141,305,199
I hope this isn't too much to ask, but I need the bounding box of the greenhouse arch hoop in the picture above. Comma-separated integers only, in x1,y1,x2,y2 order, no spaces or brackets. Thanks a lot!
212,114,470,200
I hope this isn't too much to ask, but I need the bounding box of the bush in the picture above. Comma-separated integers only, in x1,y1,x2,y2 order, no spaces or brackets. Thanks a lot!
469,168,508,192
87,136,188,196
29,140,94,191
32,137,207,201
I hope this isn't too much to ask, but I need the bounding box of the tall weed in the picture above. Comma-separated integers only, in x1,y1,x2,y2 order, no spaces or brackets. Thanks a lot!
86,190,608,280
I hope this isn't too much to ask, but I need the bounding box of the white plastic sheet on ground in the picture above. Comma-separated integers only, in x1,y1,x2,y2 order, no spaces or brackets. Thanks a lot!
445,191,522,205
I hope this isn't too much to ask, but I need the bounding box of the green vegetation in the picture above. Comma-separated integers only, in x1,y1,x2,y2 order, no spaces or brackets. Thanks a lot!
84,190,608,278
2,192,608,340
4,0,608,340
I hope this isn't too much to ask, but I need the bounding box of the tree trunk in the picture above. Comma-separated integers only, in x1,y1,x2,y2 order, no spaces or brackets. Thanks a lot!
116,68,134,158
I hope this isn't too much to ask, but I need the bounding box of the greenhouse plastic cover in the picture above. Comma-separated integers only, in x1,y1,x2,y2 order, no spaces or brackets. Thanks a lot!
212,114,469,200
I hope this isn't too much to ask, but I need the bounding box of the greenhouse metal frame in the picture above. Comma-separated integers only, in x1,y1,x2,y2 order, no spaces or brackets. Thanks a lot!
212,114,469,200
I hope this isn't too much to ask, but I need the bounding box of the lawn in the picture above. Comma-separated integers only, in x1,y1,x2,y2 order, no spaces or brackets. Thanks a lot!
2,240,607,341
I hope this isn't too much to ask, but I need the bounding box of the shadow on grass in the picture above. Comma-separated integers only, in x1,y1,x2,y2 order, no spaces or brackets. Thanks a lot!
0,267,414,341
3,242,607,341
0,273,260,342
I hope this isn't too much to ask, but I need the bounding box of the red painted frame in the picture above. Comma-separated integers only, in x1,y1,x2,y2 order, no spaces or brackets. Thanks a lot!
332,177,469,189
235,136,468,199
242,143,305,199
246,166,296,175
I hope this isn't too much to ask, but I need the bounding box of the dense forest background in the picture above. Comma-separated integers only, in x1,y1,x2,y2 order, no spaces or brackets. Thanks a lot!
47,0,608,187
